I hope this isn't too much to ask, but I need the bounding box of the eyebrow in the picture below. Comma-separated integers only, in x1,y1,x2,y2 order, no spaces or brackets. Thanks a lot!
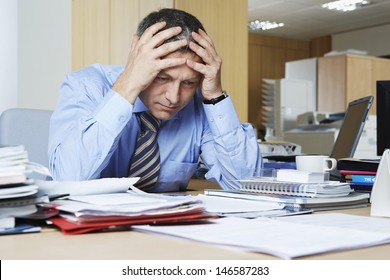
158,71,201,82
184,77,201,82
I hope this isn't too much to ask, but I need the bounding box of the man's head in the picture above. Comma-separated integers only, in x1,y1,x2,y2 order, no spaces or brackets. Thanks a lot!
137,9,205,120
136,8,206,53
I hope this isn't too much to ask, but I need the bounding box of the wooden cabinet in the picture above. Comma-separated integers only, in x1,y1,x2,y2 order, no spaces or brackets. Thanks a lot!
318,54,390,114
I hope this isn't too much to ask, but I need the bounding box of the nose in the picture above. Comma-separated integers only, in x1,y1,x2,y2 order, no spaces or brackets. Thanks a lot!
165,83,180,105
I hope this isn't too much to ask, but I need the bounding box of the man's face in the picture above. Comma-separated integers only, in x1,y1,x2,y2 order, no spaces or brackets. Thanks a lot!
139,51,203,120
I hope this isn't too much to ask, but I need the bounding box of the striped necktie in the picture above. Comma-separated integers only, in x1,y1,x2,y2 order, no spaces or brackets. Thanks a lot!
129,111,161,190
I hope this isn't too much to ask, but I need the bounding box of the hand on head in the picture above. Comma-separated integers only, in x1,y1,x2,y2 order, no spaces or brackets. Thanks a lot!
113,17,223,106
186,29,223,100
113,21,188,103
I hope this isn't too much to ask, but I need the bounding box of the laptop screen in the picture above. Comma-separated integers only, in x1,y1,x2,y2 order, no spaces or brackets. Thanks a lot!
330,96,373,160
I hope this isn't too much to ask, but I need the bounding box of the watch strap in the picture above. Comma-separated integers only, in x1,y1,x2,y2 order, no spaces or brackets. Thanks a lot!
203,91,228,105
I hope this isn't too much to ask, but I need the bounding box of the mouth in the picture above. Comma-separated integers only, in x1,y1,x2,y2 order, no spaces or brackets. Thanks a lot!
160,103,179,111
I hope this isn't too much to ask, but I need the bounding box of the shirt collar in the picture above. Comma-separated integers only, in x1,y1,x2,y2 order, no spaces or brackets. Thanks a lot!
133,98,148,113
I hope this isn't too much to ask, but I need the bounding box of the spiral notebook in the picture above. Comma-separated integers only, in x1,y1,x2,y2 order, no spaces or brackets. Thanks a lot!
238,178,352,198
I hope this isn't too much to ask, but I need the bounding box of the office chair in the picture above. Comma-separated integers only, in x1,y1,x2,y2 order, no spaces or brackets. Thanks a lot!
0,108,53,170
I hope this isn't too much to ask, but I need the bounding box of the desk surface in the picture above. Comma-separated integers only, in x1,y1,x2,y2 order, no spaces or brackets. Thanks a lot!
1,180,390,260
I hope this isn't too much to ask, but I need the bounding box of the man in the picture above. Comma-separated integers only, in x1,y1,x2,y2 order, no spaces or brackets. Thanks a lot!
48,8,261,192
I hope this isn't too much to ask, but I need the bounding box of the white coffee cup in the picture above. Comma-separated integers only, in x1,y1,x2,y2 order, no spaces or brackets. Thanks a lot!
295,155,337,173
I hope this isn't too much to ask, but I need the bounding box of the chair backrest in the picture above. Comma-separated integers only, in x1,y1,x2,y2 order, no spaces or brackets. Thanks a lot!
0,108,53,168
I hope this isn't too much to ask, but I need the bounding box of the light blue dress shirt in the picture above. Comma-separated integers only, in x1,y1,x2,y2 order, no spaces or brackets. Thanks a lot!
48,64,262,191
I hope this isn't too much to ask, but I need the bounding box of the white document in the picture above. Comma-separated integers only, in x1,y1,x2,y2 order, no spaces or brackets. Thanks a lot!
36,177,140,196
0,184,38,199
133,213,390,259
371,149,390,217
277,213,390,233
54,191,202,216
69,193,167,206
197,194,283,213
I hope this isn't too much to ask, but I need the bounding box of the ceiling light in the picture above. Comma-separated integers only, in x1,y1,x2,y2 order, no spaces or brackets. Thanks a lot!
248,20,285,31
321,0,371,12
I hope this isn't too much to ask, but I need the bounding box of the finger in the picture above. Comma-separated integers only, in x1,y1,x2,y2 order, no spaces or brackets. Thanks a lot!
191,31,216,55
130,34,139,52
141,25,183,50
186,59,207,75
150,26,183,48
190,32,219,63
187,56,222,81
197,28,214,47
153,39,188,58
139,21,167,41
157,57,187,70
188,41,214,65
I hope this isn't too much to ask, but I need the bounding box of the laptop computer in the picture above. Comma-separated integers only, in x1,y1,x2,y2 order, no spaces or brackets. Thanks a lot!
264,96,374,172
329,95,373,160
329,96,374,179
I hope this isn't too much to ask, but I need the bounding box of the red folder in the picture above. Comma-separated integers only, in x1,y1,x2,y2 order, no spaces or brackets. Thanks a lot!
50,208,215,234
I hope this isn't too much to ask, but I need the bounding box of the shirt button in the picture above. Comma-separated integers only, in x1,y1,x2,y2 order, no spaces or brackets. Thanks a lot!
119,115,125,123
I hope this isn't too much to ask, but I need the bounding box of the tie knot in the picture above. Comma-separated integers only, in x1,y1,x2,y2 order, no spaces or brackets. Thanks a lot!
140,111,161,133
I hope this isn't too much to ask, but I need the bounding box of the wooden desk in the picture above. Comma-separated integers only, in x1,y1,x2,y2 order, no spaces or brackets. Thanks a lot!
1,180,390,260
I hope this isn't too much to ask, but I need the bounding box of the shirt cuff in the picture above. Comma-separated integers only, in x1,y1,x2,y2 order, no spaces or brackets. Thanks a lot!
94,90,133,135
203,96,241,135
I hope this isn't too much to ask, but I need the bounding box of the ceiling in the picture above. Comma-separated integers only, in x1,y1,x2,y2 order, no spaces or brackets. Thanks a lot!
248,0,390,40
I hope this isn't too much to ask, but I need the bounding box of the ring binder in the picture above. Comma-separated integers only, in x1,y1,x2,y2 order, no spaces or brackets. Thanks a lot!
239,178,352,198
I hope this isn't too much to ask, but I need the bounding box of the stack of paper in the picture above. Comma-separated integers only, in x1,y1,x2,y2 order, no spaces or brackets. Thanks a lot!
47,185,213,234
197,194,313,218
0,194,48,235
0,145,29,185
0,145,46,233
204,189,369,211
0,145,49,199
0,145,41,204
239,177,353,198
204,172,368,212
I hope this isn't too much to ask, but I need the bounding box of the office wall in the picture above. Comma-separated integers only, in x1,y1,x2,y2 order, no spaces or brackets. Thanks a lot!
0,0,18,113
333,23,390,57
18,0,72,110
72,0,174,70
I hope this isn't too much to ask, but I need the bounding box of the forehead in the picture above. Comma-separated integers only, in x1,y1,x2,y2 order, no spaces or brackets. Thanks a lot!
161,51,203,77
165,51,203,63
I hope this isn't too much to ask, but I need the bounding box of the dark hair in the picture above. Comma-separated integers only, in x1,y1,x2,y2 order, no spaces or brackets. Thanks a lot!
136,8,206,51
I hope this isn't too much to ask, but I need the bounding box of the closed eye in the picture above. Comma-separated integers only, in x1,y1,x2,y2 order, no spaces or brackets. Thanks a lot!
155,76,169,83
181,80,198,88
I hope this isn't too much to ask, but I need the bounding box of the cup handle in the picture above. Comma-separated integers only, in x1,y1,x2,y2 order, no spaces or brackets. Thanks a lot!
324,158,337,171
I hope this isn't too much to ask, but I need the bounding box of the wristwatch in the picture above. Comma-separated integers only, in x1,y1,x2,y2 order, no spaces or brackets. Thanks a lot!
203,91,228,105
